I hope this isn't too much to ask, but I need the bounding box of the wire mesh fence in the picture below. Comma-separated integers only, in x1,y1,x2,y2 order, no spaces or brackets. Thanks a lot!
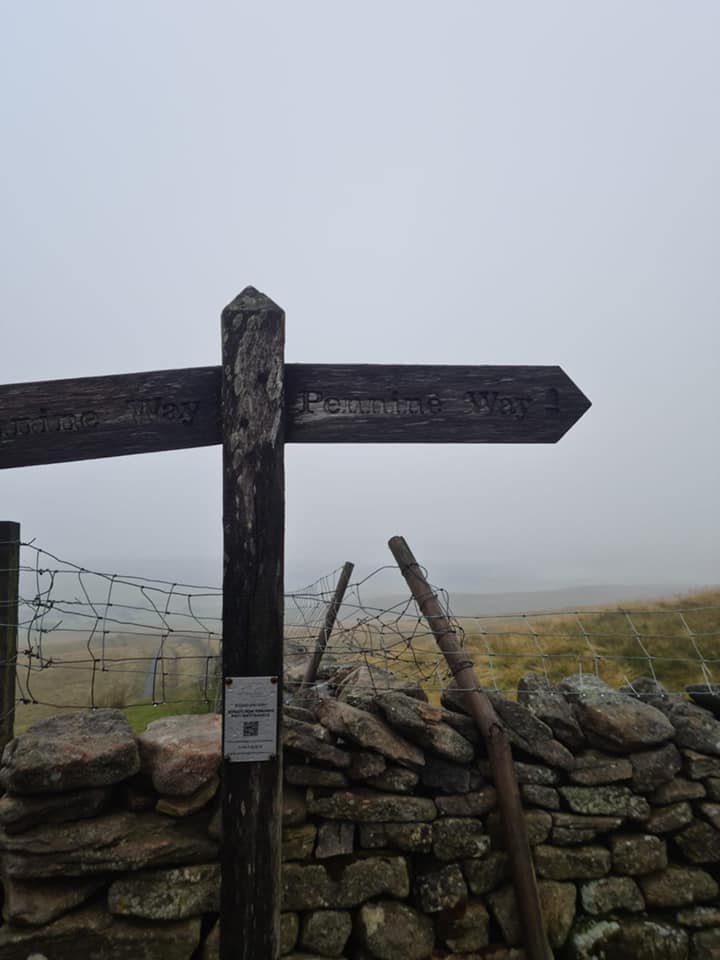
2,537,719,735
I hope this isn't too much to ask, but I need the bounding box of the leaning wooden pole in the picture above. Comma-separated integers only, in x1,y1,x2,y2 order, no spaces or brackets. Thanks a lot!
221,288,285,960
302,561,355,686
0,521,20,756
388,535,552,960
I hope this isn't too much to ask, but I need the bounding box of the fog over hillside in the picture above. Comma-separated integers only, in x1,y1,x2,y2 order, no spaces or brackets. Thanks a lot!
2,4,719,597
361,583,710,619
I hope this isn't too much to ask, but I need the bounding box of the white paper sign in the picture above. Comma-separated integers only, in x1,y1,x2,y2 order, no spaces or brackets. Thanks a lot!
223,676,279,763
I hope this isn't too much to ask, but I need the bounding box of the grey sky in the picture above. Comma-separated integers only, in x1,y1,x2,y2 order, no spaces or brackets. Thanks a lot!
1,2,718,594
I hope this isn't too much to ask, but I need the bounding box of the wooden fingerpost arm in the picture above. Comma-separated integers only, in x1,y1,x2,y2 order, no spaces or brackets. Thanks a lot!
388,535,553,960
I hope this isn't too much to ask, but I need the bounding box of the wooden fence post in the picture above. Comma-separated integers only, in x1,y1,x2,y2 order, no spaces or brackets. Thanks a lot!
302,561,354,686
0,521,20,755
388,535,553,960
220,288,285,960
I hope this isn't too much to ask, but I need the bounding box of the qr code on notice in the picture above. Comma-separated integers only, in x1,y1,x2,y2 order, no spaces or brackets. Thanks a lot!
243,721,260,737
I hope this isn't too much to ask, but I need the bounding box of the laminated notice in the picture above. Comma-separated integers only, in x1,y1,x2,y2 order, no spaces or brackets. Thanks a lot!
223,676,278,762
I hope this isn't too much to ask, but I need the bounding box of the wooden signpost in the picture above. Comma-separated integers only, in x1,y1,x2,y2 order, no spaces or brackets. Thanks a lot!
0,287,591,960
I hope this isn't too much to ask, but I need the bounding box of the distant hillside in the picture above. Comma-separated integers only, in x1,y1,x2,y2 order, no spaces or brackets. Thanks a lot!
324,585,720,705
361,583,711,617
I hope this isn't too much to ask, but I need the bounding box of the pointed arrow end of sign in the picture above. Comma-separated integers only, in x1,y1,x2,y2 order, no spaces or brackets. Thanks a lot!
553,369,592,442
222,286,284,318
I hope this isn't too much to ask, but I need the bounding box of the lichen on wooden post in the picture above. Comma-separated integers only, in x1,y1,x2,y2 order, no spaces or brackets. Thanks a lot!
220,287,285,960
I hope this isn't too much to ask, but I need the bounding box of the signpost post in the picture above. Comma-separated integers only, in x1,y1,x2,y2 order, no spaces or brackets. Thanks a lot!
0,287,591,960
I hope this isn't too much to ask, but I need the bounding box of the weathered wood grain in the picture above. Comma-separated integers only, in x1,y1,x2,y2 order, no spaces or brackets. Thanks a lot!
220,287,285,960
0,367,221,468
0,364,590,468
286,363,590,443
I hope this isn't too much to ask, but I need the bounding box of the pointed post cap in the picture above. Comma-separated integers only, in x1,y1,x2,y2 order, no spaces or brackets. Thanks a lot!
222,286,283,319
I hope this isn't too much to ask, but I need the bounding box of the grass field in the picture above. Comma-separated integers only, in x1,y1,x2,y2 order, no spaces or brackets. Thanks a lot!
11,588,720,734
13,631,221,734
319,587,720,706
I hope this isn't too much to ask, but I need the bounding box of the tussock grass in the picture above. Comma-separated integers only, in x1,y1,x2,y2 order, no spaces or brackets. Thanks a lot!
457,587,720,697
320,588,720,705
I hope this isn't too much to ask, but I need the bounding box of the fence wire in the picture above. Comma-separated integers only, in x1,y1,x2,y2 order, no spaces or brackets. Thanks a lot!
2,539,719,734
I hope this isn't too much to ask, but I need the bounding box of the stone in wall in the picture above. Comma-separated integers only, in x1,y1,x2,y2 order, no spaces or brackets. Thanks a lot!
644,800,693,834
156,774,219,817
686,682,720,717
580,876,645,915
560,674,675,753
2,876,106,926
568,750,633,786
489,880,576,949
651,776,706,804
283,823,317,860
640,865,718,909
431,817,490,861
282,715,353,769
300,909,352,957
0,904,201,960
487,809,552,847
315,698,425,769
358,821,432,853
334,663,428,708
534,844,612,880
0,785,111,834
675,819,720,864
478,758,560,786
306,788,436,822
0,809,219,878
684,748,720,779
610,834,667,875
435,786,497,817
282,856,409,911
357,900,434,960
565,917,689,960
702,803,720,830
315,821,354,858
550,813,623,846
442,679,580,769
670,702,720,755
374,692,475,763
419,754,484,794
559,785,650,819
435,899,490,952
1,710,139,794
414,863,468,912
517,673,585,749
107,863,220,919
138,714,221,797
628,742,682,793
621,676,683,713
488,694,576,770
463,850,509,895
3,672,720,960
347,751,387,781
365,765,419,794
285,765,349,788
521,784,560,810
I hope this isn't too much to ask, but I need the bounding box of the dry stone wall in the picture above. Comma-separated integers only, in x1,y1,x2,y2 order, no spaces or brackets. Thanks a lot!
1,671,720,959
